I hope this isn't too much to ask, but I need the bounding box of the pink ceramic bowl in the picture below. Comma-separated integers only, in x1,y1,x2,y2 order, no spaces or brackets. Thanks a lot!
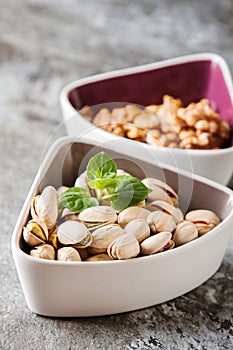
11,137,233,317
60,53,233,185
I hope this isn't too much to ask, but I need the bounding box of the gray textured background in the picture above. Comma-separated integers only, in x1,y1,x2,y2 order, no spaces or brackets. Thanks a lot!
0,1,232,349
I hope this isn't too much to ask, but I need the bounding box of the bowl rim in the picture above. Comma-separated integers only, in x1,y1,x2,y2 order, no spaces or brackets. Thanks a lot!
60,52,233,152
11,136,233,267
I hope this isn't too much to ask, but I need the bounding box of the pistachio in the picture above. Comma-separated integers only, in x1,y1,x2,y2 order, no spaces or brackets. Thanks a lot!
88,224,125,254
60,208,79,223
23,219,48,247
85,254,112,262
118,206,151,226
57,186,69,196
164,239,175,251
185,209,220,236
57,221,92,248
30,244,55,260
173,221,198,246
147,211,176,233
146,200,183,223
107,234,140,260
48,227,58,249
141,232,172,255
30,195,40,218
74,171,90,193
117,169,131,176
79,206,117,224
31,186,58,229
57,247,81,262
142,178,178,205
136,200,146,208
124,219,150,243
84,222,113,233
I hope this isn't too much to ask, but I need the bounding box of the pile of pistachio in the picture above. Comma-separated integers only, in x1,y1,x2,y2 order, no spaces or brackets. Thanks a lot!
23,152,220,262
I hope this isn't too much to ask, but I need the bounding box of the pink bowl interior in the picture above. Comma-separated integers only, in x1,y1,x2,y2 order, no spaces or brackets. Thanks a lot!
68,59,233,145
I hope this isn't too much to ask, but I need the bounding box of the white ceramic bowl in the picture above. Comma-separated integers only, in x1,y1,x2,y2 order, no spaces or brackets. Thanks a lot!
60,53,233,185
11,137,233,317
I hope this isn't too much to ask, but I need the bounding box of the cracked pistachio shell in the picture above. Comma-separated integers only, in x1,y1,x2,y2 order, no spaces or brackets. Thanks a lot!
107,233,140,260
146,200,183,223
124,219,150,243
118,207,151,226
23,218,48,247
173,221,198,246
88,224,125,254
147,211,176,233
57,221,92,248
79,206,117,224
142,178,178,205
141,232,172,255
31,186,58,229
185,209,220,236
57,247,82,262
30,244,55,260
85,254,112,262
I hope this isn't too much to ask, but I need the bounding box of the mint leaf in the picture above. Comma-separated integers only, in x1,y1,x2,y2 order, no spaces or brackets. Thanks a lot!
106,176,151,211
87,152,117,188
88,177,118,191
59,187,99,213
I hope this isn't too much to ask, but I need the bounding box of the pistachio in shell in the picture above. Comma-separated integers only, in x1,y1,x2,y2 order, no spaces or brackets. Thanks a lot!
142,178,178,205
57,247,81,262
107,233,140,260
79,206,117,224
118,206,151,226
185,209,220,236
31,186,58,229
173,220,198,246
140,231,172,255
88,224,125,255
60,208,79,223
23,218,48,247
57,186,69,196
124,219,150,243
147,211,176,233
146,200,183,223
30,244,55,260
57,221,92,248
74,171,90,193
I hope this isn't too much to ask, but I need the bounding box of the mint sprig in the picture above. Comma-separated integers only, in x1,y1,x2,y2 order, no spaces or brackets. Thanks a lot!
59,152,151,213
86,152,151,211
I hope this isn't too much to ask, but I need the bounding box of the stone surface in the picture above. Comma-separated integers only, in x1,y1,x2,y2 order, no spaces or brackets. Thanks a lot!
0,0,232,349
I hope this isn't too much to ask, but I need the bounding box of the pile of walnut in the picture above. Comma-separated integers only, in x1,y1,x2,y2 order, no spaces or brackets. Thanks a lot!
79,95,231,149
22,178,220,262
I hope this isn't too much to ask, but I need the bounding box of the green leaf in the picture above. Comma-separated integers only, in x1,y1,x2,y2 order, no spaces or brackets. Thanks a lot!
88,177,118,191
106,176,152,211
58,187,99,213
87,152,117,187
